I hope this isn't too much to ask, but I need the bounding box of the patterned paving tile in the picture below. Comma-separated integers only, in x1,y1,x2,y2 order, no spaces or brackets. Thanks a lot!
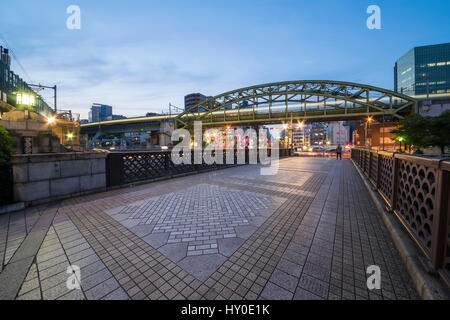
0,158,422,300
105,183,284,279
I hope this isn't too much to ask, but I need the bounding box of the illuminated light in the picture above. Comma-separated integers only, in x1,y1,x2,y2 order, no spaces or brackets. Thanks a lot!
16,93,36,106
161,146,169,150
47,116,56,124
67,133,74,139
398,137,404,142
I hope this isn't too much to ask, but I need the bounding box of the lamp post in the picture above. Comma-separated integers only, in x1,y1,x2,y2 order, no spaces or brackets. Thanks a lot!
28,84,57,113
365,116,373,149
298,121,304,150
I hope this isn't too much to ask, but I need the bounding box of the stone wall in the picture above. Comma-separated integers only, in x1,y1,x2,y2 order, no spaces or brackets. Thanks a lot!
12,152,107,205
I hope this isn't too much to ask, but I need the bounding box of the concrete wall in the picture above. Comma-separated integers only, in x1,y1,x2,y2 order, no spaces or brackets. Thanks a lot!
419,98,450,117
12,152,107,205
159,119,174,147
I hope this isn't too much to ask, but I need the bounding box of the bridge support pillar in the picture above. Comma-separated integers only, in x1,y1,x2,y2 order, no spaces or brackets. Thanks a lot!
158,119,174,147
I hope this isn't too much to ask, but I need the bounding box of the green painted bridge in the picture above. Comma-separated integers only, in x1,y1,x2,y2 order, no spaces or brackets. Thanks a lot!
80,80,418,144
175,80,418,128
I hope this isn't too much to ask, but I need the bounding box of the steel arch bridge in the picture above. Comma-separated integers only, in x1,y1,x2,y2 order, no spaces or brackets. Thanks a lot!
175,80,418,128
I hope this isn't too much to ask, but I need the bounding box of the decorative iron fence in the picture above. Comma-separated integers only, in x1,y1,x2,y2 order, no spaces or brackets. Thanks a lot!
106,148,291,187
351,148,450,286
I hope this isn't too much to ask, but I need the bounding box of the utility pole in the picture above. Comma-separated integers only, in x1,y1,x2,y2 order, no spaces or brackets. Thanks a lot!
424,73,431,112
28,83,57,113
382,112,385,151
290,113,293,151
365,121,368,149
169,103,183,115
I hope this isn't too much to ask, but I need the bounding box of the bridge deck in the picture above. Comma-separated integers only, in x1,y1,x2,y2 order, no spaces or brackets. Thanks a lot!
0,158,419,300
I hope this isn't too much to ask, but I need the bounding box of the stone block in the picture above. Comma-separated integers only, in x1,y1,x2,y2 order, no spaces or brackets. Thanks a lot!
13,163,28,183
91,158,106,174
60,160,91,177
28,162,60,181
14,181,50,202
80,174,106,191
50,177,80,197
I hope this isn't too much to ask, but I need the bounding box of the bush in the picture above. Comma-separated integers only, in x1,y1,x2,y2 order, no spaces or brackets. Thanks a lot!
0,125,14,205
428,110,450,155
392,111,450,155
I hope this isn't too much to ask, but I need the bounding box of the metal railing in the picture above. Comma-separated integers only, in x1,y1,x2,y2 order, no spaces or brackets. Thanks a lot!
106,148,291,187
351,148,450,286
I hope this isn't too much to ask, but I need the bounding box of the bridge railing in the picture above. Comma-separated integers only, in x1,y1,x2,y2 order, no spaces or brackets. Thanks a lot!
351,148,450,286
106,148,291,187
0,58,54,116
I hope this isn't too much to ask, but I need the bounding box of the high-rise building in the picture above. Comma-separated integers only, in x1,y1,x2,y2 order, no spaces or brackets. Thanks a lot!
292,125,310,147
184,93,207,111
88,104,112,122
394,42,450,96
310,123,326,145
327,122,349,145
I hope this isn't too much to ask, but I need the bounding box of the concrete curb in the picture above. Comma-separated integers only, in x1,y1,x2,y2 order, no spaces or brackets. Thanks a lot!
0,202,25,215
351,160,450,300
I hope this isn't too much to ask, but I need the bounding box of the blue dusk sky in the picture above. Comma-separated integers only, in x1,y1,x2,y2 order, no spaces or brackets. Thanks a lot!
0,0,449,119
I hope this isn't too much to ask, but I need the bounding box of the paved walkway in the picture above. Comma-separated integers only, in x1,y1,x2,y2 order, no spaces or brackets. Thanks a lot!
0,158,420,300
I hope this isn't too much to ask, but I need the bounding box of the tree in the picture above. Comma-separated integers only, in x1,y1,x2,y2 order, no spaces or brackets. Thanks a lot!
428,110,450,155
391,114,431,153
0,124,14,205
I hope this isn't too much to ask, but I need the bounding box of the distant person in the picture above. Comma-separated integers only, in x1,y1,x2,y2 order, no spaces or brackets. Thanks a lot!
336,144,342,160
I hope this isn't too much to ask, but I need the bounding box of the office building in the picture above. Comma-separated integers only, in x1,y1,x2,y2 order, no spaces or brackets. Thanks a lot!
292,125,311,147
394,42,450,96
353,122,398,152
310,123,326,145
89,104,112,122
327,121,349,145
184,93,207,111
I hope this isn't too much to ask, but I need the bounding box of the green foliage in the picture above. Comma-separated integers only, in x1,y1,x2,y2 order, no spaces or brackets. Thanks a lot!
391,114,430,153
391,111,450,154
427,110,450,155
0,125,14,205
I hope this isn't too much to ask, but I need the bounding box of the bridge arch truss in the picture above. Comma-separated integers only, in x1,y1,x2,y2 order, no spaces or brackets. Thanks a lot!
175,80,418,128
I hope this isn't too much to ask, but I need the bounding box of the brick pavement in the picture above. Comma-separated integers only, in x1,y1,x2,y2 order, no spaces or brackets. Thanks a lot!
0,158,420,300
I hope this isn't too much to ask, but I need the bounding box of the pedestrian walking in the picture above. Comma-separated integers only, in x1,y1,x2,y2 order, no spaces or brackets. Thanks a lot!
336,144,342,160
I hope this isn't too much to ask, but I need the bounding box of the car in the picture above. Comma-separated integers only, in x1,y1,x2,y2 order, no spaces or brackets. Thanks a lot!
311,146,324,152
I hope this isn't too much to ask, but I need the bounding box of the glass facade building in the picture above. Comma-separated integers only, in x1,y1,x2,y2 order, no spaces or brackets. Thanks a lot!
88,104,113,122
394,42,450,95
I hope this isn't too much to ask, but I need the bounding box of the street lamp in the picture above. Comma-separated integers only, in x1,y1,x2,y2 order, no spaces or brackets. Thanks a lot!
365,116,373,149
298,122,305,149
47,116,56,125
